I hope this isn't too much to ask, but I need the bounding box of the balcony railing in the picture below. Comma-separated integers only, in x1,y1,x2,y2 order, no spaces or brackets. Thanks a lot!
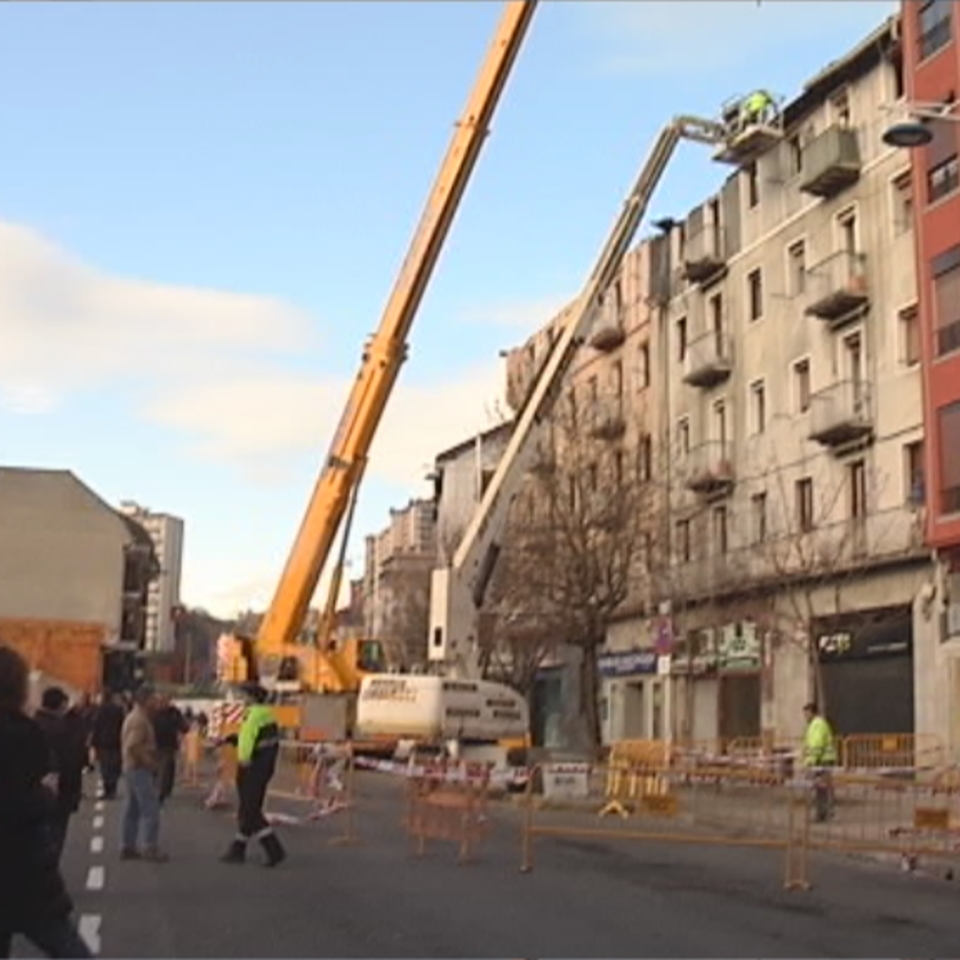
804,251,870,323
587,396,627,441
798,124,862,199
684,441,735,496
681,224,728,286
683,331,734,389
808,380,874,447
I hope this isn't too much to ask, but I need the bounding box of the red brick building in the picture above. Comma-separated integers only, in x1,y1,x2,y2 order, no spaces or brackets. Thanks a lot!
901,2,960,560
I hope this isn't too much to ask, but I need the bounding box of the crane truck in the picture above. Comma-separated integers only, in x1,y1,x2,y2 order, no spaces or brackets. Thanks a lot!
219,0,539,741
353,112,768,760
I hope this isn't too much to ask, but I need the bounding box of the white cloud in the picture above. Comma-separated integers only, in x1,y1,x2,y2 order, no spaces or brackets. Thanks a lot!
0,218,533,489
0,219,319,408
577,1,898,77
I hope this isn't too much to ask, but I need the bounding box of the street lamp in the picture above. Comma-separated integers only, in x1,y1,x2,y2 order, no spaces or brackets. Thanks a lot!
882,100,960,149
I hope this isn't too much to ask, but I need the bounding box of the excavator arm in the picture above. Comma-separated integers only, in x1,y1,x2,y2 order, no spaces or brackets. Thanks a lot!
242,1,538,683
427,115,728,677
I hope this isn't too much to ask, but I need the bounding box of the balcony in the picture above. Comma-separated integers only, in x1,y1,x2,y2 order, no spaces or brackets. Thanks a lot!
682,224,728,286
804,251,870,323
798,125,862,199
808,380,874,448
683,331,733,389
590,320,626,351
588,397,627,442
684,441,735,496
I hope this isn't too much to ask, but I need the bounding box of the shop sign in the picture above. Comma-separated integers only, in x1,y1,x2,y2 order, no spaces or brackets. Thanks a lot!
718,622,761,672
597,648,658,677
814,608,912,661
669,654,718,677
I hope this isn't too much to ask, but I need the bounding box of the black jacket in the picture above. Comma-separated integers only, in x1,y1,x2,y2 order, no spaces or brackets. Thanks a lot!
34,707,87,815
0,709,74,928
90,700,125,751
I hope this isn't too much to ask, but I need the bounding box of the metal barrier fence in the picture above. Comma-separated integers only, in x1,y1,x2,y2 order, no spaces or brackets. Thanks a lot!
520,762,812,890
608,733,945,774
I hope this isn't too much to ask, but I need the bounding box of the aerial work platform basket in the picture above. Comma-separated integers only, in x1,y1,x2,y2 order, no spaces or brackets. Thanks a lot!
714,91,785,165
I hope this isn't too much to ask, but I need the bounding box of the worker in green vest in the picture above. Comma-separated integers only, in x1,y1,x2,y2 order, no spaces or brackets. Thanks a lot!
803,702,837,821
742,89,775,127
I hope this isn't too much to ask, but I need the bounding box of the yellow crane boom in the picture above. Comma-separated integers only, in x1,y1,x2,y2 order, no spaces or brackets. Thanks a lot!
249,1,538,675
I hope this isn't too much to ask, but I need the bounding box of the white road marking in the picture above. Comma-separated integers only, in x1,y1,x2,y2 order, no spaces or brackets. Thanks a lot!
86,865,105,891
93,815,104,830
91,836,104,854
78,914,102,955
95,800,104,813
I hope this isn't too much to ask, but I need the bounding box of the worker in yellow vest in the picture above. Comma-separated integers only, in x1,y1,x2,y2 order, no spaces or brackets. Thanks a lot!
803,702,837,821
742,89,775,127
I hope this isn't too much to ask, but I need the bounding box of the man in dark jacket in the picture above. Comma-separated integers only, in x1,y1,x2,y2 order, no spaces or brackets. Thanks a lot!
152,696,186,805
91,691,125,799
0,646,91,958
34,687,87,865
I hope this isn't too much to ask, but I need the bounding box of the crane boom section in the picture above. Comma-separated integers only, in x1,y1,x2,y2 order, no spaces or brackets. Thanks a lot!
432,116,726,670
254,1,538,656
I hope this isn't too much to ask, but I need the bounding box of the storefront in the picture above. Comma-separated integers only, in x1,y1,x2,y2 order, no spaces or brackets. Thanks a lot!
717,621,762,740
598,648,662,743
670,628,719,744
815,605,914,736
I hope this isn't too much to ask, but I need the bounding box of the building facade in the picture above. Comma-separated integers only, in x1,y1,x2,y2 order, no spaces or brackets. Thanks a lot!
119,501,185,655
900,0,960,755
362,497,437,666
647,16,933,747
0,468,157,689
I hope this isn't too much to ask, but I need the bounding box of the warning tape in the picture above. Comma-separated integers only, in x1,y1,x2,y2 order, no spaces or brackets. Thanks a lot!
353,755,529,788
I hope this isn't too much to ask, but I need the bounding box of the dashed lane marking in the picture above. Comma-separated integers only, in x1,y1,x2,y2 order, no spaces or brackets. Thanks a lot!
91,836,104,854
93,815,105,830
95,800,105,813
78,914,102,956
86,865,105,891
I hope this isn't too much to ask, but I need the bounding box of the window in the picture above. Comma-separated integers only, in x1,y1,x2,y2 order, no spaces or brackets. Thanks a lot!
938,401,960,515
830,89,851,127
638,341,651,389
710,292,724,336
933,246,960,356
892,171,914,235
588,462,598,492
929,156,960,204
794,358,811,413
750,379,766,434
676,519,692,563
746,162,760,208
904,440,925,506
787,134,803,176
849,459,867,520
918,0,952,61
611,359,623,397
788,241,806,296
677,317,688,362
567,388,577,423
613,450,624,486
844,330,864,386
639,434,653,482
796,477,815,532
838,208,857,254
751,492,767,544
712,505,729,555
677,417,691,455
927,98,958,204
900,304,920,366
713,399,727,446
747,268,763,321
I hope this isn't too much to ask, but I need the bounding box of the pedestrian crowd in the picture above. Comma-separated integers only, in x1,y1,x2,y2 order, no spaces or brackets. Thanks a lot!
1,643,284,959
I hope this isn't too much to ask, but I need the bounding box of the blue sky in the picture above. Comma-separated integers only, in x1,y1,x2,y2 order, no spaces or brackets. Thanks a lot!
0,0,897,617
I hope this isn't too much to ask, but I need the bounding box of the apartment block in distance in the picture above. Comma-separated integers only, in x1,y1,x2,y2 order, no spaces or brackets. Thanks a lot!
118,501,185,655
644,14,937,749
900,0,960,750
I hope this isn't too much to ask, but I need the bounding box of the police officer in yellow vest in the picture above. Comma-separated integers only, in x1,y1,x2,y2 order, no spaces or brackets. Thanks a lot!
220,684,286,867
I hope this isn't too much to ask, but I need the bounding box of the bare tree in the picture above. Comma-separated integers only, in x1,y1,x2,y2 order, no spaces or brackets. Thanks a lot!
497,392,657,747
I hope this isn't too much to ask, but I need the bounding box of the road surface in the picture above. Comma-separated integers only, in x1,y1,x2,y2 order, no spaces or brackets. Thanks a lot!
12,771,960,958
